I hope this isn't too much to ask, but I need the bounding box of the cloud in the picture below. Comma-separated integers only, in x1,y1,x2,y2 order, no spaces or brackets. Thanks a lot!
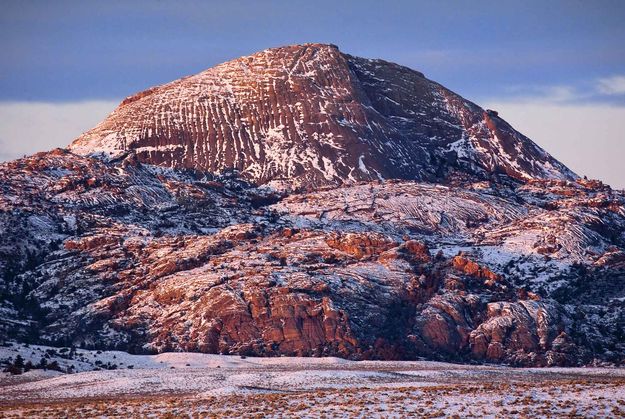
507,85,581,104
538,86,579,103
596,75,625,95
494,84,594,106
492,75,625,107
0,100,118,161
485,100,625,190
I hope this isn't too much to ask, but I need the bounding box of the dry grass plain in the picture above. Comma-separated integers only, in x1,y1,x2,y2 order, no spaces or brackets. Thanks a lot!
1,353,624,418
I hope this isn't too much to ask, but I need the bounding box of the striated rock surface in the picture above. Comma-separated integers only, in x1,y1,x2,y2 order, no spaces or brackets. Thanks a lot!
69,44,575,189
1,44,624,367
1,151,624,366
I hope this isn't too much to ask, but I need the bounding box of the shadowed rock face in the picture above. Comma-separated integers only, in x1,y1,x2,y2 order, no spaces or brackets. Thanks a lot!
69,44,575,189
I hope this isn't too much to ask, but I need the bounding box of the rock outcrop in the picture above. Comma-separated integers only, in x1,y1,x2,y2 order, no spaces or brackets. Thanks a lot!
69,44,575,189
1,151,623,365
1,44,623,366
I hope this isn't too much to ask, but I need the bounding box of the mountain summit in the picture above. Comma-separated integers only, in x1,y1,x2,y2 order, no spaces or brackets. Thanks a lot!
70,43,575,187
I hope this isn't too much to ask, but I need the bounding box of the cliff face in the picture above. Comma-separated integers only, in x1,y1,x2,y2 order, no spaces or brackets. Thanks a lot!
1,150,623,366
69,44,574,189
2,45,623,367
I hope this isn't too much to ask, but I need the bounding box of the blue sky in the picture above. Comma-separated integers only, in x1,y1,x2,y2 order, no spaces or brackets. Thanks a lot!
1,0,624,186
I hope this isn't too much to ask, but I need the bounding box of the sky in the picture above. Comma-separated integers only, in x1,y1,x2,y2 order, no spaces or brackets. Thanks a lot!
1,0,624,187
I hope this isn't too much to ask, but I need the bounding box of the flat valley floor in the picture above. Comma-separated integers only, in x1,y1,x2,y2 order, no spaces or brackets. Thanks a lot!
1,349,624,418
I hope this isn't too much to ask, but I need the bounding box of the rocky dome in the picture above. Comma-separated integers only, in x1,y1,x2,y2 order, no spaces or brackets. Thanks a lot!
4,44,623,368
69,43,575,188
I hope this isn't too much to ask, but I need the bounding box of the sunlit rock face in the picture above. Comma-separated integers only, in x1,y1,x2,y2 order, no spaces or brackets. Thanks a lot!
2,45,624,367
1,150,623,366
70,43,574,189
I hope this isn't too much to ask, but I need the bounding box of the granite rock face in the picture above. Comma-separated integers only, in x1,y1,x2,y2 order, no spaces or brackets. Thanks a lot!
1,45,624,366
70,44,575,189
1,151,623,366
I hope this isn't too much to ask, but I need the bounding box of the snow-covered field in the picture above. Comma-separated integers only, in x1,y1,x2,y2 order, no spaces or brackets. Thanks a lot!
1,343,625,417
